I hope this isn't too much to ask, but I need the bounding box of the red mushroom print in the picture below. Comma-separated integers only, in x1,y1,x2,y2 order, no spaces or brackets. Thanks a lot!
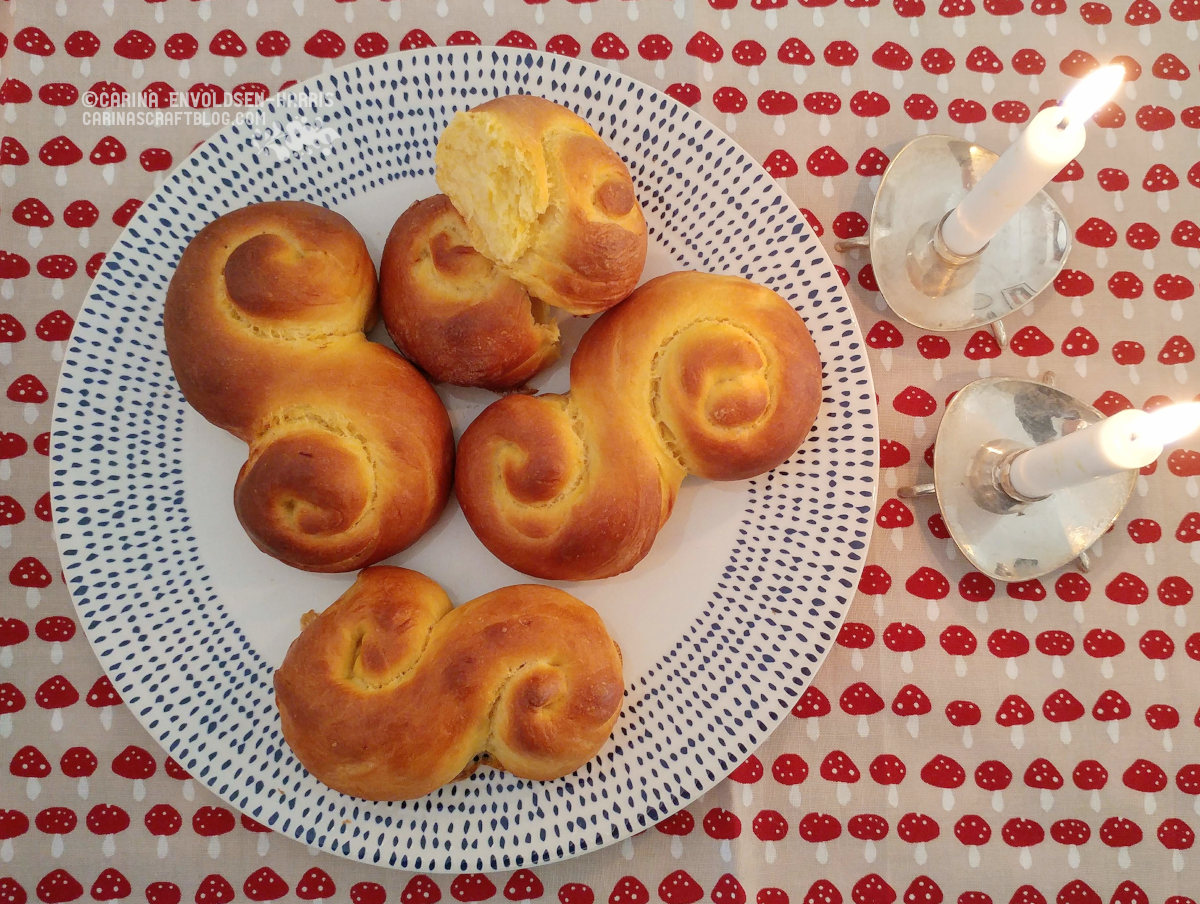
244,867,290,902
63,199,99,252
11,743,51,801
1024,757,1064,811
34,804,76,859
35,309,73,363
838,621,876,673
1138,629,1175,683
972,760,1012,814
36,255,76,303
113,29,155,79
161,32,199,79
1059,326,1100,377
305,29,346,72
636,34,673,81
296,868,336,902
1158,575,1194,628
60,746,97,799
963,328,1002,377
591,33,630,68
866,320,904,371
892,683,932,738
0,496,22,549
13,26,54,75
111,744,155,801
656,809,695,858
850,91,891,139
903,93,939,134
1106,571,1149,625
12,197,53,249
35,615,74,665
702,807,741,862
1008,325,1055,378
240,813,273,857
760,149,797,181
0,617,28,671
995,694,1035,749
39,136,83,187
1157,817,1194,873
869,754,907,808
777,36,815,85
91,868,132,904
729,754,764,806
806,145,848,198
1144,162,1180,213
820,750,861,805
1159,335,1195,384
876,499,915,551
859,563,891,618
36,870,84,904
803,90,841,137
751,809,789,863
1094,688,1133,743
906,567,950,620
792,685,831,740
684,31,723,81
954,814,991,868
144,803,181,858
256,30,290,77
10,553,50,609
847,813,888,864
1036,629,1075,678
883,622,926,675
210,29,247,78
712,86,748,133
1112,339,1146,385
195,875,235,904
1072,759,1108,813
758,89,798,136
1123,758,1168,816
769,754,808,809
86,802,129,857
193,805,236,858
893,385,938,438
920,754,966,810
797,812,841,864
1002,816,1045,869
452,876,499,904
35,674,77,732
89,135,126,187
921,47,956,94
1146,703,1181,751
850,874,896,904
947,97,987,142
988,628,1030,679
730,39,767,85
897,812,940,865
1050,817,1090,869
1100,816,1143,868
85,675,121,731
64,29,101,77
1052,571,1090,624
657,870,701,904
823,39,859,85
1082,627,1125,679
940,624,978,679
872,41,913,91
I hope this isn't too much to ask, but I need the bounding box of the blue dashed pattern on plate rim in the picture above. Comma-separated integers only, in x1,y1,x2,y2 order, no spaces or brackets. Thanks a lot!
51,48,878,872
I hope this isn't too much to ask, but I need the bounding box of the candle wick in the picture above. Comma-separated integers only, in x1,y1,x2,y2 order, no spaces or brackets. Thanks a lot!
1056,115,1071,131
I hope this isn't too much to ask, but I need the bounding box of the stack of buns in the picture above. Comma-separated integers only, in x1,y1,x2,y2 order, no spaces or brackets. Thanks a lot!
380,94,648,389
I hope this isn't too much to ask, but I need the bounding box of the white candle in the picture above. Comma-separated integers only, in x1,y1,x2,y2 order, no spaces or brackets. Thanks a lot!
940,64,1125,257
1008,402,1200,500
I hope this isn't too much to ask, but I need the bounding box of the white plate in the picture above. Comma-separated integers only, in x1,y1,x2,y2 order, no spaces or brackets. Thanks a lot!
51,48,877,872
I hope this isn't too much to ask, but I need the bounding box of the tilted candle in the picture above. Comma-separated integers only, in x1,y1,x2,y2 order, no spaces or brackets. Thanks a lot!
1007,402,1200,500
940,64,1125,257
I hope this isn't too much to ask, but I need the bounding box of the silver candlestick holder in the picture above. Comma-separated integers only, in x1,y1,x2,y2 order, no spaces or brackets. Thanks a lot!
837,135,1072,347
899,375,1135,583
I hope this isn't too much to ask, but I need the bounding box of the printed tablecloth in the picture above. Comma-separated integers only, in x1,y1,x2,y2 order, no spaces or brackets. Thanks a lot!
2,1,1198,902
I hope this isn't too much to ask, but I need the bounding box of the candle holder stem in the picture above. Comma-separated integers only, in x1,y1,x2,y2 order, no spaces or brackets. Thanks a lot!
905,211,984,298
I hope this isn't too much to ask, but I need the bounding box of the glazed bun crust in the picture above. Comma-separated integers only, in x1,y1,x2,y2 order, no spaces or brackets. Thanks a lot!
379,194,559,390
455,271,823,581
164,200,454,572
435,94,647,316
273,566,624,800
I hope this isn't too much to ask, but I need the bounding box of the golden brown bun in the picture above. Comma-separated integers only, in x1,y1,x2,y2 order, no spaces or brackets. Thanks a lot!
379,194,559,390
163,200,454,572
273,566,624,800
435,94,647,316
455,271,823,580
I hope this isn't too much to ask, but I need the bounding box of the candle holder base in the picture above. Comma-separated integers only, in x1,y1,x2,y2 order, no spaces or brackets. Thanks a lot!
901,376,1135,582
838,135,1072,339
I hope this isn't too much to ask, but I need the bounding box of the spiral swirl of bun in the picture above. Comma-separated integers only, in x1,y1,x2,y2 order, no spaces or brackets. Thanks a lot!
273,566,624,800
454,271,823,581
163,201,454,573
435,94,647,316
379,194,559,390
